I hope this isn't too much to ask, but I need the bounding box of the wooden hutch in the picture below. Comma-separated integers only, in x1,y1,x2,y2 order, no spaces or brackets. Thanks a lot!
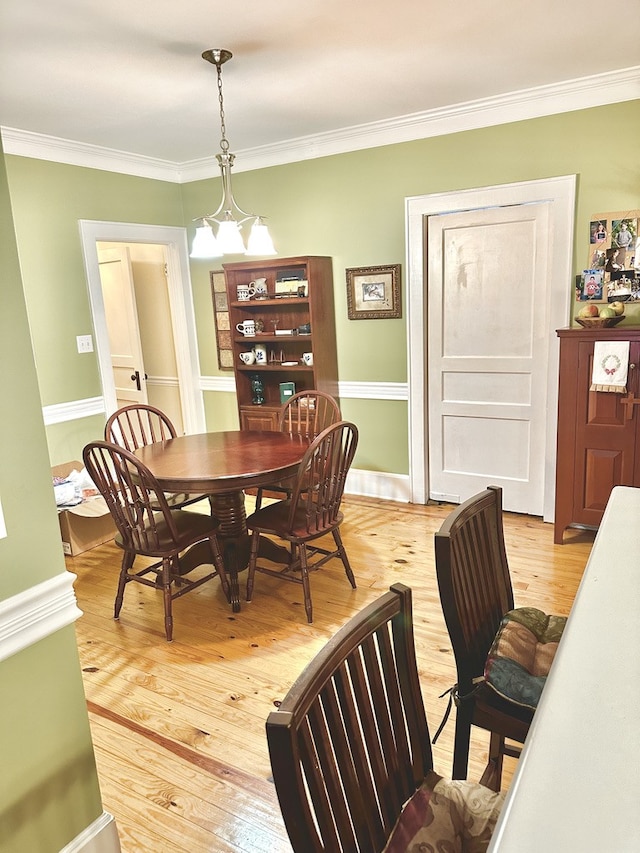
223,256,339,430
555,325,640,542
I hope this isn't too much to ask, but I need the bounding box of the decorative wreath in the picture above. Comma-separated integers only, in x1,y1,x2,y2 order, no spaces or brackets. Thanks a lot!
601,353,621,376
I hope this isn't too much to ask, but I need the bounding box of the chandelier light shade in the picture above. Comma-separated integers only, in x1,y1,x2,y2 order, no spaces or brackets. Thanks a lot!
190,49,276,259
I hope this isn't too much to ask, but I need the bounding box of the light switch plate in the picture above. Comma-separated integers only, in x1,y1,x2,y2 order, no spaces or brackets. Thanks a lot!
76,334,94,353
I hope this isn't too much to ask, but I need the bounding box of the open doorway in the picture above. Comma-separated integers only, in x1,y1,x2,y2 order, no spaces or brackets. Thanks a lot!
79,221,206,434
97,241,190,431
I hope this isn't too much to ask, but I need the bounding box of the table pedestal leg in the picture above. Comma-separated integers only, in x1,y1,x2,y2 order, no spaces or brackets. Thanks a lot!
209,491,248,613
179,490,291,614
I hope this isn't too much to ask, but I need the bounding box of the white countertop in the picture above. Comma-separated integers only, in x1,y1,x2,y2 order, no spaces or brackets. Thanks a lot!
489,486,640,851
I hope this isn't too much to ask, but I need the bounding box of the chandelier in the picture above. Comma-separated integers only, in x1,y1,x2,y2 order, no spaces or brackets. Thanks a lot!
190,49,276,259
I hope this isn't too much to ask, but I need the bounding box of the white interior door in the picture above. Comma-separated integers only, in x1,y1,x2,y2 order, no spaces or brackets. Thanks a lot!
427,203,550,514
99,246,148,407
406,176,575,522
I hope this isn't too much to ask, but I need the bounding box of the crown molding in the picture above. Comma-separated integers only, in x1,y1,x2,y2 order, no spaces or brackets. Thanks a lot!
2,67,638,183
180,66,640,181
0,127,182,182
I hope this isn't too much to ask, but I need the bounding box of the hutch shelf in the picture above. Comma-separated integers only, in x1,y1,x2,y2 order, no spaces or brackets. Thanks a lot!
223,256,339,430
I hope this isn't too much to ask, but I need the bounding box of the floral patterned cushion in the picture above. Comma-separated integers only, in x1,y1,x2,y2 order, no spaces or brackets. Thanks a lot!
383,770,505,853
484,607,567,710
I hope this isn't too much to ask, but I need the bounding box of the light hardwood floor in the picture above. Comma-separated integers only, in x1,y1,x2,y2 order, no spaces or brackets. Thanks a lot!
69,494,595,852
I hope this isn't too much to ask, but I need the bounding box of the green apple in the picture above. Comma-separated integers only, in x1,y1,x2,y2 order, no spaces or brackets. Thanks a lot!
599,306,616,319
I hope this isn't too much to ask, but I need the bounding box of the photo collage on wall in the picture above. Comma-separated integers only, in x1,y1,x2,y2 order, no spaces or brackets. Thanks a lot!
578,211,640,302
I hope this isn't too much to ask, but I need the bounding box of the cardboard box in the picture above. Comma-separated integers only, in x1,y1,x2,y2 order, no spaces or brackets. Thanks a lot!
53,461,117,556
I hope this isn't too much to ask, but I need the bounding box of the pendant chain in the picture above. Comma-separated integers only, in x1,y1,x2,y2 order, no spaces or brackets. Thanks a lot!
216,64,229,154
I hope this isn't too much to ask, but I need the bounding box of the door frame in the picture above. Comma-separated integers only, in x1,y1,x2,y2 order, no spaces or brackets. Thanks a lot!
405,175,576,521
79,220,206,433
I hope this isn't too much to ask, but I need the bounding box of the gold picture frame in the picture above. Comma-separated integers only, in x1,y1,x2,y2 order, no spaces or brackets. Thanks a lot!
346,264,401,320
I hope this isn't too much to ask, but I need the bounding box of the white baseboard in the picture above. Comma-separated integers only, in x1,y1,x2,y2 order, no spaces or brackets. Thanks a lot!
346,468,411,503
60,812,121,853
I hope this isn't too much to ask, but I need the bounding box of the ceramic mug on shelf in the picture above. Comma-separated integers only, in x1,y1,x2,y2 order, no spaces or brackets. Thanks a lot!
253,343,268,364
239,351,256,365
302,352,314,366
237,283,255,301
250,277,268,297
236,319,256,337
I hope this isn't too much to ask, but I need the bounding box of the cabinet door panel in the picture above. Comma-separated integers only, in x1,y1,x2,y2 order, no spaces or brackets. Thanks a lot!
572,340,638,525
583,448,627,514
240,408,279,431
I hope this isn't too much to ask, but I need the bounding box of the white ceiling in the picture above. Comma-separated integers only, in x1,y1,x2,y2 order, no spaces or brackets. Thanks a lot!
1,0,639,170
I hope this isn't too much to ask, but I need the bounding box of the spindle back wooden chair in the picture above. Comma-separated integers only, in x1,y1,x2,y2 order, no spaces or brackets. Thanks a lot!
247,420,357,623
83,440,229,641
253,390,341,510
105,403,207,510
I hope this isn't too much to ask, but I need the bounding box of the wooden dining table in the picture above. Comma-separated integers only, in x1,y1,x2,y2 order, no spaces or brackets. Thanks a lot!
133,430,310,613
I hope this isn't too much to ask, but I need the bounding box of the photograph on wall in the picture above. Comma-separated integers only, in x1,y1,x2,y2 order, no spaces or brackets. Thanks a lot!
612,218,637,252
605,247,627,273
578,268,605,301
607,270,639,301
590,219,608,244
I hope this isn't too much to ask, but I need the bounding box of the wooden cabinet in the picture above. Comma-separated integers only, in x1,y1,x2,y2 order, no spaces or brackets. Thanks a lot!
223,256,338,429
554,327,640,543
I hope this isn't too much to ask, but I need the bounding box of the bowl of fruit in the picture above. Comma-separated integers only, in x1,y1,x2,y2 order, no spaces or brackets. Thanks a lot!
575,302,625,328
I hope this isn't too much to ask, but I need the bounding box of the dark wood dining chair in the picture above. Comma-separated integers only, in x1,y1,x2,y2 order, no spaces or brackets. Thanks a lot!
246,420,357,623
253,390,341,511
434,485,566,791
266,583,504,852
105,403,207,511
82,440,229,641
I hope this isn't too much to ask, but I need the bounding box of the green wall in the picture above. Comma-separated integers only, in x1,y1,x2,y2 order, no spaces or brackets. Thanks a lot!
0,140,103,851
5,99,640,473
184,100,640,473
6,160,185,410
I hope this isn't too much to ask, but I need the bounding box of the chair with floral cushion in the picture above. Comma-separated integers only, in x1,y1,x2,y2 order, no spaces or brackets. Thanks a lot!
434,485,566,791
266,583,504,853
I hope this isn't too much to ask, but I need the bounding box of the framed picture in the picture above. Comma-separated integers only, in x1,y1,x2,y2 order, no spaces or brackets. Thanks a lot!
346,264,401,320
578,269,605,302
210,270,234,370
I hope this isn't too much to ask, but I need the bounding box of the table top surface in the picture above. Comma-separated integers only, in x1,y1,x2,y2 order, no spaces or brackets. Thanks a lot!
133,430,310,494
488,485,640,851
